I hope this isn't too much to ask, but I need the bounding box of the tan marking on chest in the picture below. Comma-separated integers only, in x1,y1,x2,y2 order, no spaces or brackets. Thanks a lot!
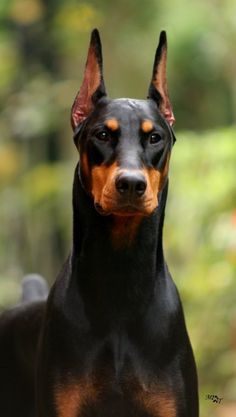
111,215,142,249
54,380,97,417
136,386,177,417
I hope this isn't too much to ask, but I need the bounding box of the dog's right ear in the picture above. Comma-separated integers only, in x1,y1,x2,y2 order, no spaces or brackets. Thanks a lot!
71,29,106,132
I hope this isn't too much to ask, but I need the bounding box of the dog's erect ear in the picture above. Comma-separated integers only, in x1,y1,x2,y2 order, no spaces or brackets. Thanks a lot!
71,29,106,131
148,31,175,126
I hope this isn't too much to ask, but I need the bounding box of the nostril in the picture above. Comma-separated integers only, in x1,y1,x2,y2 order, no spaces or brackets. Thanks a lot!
135,180,147,196
116,177,129,194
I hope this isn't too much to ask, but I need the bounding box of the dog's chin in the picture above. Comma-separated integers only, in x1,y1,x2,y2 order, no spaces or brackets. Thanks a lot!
94,201,158,217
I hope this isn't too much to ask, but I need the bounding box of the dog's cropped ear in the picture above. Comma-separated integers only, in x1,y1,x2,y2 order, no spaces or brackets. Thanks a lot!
71,29,106,131
148,31,175,126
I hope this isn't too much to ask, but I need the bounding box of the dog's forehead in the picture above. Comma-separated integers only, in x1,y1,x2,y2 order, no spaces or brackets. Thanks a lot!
94,98,164,126
108,98,155,113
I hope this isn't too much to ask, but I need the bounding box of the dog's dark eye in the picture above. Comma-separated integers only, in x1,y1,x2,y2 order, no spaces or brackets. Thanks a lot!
149,132,162,144
96,131,109,141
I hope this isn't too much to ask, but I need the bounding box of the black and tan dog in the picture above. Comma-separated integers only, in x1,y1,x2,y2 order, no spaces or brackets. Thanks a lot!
0,30,198,417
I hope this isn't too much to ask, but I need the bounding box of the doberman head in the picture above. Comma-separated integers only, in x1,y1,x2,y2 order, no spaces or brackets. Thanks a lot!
71,29,175,218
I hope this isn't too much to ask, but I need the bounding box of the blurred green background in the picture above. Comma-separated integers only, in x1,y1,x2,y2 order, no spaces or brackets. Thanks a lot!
0,0,236,416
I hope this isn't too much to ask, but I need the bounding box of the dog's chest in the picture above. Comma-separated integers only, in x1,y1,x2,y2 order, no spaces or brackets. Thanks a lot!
54,374,176,417
53,333,177,417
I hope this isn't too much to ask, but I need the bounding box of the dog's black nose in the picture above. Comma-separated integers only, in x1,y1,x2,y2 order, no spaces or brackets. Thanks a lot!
115,173,147,197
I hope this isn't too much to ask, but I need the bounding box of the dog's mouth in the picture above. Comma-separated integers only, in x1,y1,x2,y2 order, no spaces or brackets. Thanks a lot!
94,198,156,217
90,165,163,217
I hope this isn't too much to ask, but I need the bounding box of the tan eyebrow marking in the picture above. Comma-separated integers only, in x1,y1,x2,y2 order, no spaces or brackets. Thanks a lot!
105,118,119,131
141,120,154,133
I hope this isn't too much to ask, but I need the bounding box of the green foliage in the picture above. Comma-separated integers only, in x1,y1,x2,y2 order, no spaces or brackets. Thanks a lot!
166,127,236,416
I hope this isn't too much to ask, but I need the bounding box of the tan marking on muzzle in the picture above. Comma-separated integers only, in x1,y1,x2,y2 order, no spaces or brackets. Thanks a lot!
91,162,119,208
91,153,170,215
141,120,154,133
105,118,119,131
144,153,170,214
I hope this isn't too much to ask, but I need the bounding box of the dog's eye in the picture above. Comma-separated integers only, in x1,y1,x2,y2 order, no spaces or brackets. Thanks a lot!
149,132,162,144
96,131,109,141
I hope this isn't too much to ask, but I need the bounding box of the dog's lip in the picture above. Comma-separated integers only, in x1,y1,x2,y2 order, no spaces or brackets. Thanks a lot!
94,203,111,216
94,196,154,216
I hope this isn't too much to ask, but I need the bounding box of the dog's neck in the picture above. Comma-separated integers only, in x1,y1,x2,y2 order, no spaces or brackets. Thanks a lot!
70,164,169,322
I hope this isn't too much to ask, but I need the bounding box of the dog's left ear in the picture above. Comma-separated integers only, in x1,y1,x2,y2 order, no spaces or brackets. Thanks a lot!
71,29,106,132
148,31,175,126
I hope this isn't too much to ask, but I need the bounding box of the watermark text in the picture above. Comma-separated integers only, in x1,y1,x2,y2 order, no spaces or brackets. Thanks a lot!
205,394,223,404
